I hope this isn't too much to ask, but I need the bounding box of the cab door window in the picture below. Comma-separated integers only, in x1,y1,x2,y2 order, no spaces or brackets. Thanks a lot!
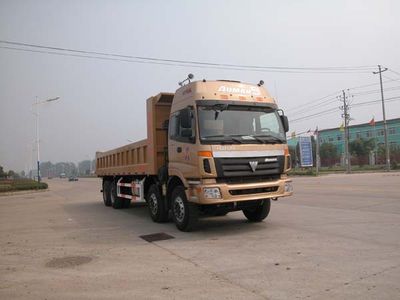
169,107,195,143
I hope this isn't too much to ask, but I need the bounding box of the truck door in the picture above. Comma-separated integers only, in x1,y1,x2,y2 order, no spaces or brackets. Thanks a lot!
168,107,197,177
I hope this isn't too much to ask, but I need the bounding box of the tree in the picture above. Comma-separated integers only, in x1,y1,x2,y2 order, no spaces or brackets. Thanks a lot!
0,165,5,178
289,146,298,168
78,160,92,175
319,143,339,167
40,161,54,177
349,138,375,166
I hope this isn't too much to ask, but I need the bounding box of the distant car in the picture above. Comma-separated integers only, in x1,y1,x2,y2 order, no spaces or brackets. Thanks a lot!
48,176,53,179
60,173,66,178
68,177,78,182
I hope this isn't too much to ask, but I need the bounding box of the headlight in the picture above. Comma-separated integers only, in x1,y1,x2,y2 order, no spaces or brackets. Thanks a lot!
284,182,293,193
203,187,221,199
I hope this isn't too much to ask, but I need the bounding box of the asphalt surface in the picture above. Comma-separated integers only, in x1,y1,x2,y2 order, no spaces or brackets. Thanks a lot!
1,173,399,299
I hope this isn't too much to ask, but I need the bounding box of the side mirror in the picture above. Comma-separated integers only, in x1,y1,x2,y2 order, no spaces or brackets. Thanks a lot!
180,108,192,129
280,115,289,133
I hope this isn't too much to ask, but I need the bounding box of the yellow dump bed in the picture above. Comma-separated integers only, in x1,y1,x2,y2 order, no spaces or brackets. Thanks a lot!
95,93,173,176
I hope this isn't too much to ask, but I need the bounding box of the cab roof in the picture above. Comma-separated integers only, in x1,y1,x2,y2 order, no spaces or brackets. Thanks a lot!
173,80,275,105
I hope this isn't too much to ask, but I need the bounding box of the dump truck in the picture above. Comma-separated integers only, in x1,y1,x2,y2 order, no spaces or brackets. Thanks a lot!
95,75,293,231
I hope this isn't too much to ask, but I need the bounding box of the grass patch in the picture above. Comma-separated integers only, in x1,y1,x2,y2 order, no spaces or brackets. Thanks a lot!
289,164,391,176
0,179,48,193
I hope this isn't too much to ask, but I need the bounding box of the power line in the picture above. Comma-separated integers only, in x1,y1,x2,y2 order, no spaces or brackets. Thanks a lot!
0,45,261,72
347,77,400,90
287,97,338,115
382,74,397,81
290,96,400,124
352,85,400,96
285,78,400,113
0,40,377,73
291,107,339,123
352,96,400,107
287,85,397,116
0,45,376,74
285,91,340,112
388,68,400,77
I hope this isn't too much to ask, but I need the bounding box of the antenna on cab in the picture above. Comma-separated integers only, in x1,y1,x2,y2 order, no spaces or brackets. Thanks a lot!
179,74,194,86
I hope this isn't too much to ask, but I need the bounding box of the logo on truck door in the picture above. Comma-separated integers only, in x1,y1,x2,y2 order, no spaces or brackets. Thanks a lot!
184,146,191,161
249,161,258,172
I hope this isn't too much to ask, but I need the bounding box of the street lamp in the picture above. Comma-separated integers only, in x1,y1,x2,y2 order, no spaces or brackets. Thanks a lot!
33,96,60,182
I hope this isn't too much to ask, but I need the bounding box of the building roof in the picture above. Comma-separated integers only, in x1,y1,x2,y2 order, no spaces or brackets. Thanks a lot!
318,117,400,133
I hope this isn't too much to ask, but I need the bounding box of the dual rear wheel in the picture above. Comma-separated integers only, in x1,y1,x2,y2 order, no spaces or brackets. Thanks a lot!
146,184,197,231
102,179,130,209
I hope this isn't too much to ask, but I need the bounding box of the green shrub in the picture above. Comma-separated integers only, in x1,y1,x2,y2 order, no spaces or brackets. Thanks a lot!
0,179,48,193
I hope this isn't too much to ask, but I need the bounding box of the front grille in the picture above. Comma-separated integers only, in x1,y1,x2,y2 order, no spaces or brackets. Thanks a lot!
214,156,284,178
229,186,278,196
216,174,280,184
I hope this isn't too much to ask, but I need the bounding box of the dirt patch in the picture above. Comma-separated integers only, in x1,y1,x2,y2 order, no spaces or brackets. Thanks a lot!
45,256,92,268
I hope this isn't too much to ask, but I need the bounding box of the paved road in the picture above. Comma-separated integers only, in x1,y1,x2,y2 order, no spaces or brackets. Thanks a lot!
1,173,399,299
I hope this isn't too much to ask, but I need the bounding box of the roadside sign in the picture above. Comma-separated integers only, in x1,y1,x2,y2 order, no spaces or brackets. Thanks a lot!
299,136,313,167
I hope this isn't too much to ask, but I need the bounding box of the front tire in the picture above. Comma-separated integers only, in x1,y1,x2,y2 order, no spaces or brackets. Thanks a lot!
146,184,168,222
171,186,198,232
242,199,271,222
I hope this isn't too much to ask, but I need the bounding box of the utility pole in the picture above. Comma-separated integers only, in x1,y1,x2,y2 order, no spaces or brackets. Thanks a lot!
315,127,320,176
35,96,40,182
373,65,390,171
339,90,351,173
32,96,61,183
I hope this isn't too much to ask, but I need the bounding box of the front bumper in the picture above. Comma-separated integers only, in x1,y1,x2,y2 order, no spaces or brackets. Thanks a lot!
187,178,293,205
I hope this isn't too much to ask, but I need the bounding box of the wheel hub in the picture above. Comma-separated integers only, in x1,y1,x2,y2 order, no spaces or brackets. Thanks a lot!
149,193,158,215
173,196,185,223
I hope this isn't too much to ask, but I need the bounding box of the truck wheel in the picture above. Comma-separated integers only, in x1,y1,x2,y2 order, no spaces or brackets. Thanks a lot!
146,184,168,222
102,180,112,207
242,199,271,222
171,186,198,232
110,181,124,209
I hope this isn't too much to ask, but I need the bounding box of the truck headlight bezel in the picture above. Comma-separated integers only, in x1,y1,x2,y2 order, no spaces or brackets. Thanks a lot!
203,187,221,199
284,182,293,193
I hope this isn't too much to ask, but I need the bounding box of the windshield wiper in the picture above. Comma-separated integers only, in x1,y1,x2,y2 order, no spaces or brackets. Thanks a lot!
201,134,243,144
252,134,285,144
247,135,266,144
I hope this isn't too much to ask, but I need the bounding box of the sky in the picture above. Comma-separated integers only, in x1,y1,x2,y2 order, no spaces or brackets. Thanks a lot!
1,0,400,172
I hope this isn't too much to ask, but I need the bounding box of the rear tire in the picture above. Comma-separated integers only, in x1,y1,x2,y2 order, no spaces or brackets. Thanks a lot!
242,199,271,222
110,180,124,209
102,180,112,207
146,184,168,222
171,186,198,232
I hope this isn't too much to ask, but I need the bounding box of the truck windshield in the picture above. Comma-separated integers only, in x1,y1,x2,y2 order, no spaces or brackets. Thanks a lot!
198,104,286,144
